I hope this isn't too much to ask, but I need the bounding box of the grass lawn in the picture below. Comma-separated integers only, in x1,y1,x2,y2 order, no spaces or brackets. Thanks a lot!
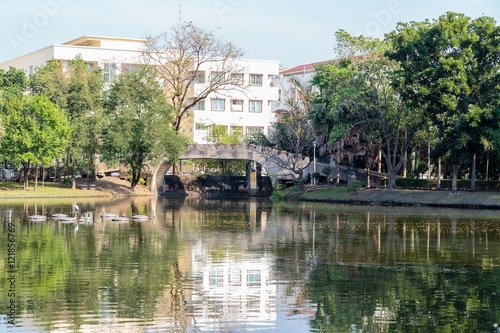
288,185,500,209
0,180,110,198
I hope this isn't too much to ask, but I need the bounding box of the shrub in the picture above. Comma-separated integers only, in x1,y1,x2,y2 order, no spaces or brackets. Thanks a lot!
127,175,146,185
322,167,332,175
395,178,500,191
63,177,72,186
347,180,363,192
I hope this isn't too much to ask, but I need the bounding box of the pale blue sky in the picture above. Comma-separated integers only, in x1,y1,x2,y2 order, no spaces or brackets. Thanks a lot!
1,0,499,68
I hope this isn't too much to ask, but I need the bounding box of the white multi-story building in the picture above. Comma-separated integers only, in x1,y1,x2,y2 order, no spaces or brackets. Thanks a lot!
0,35,280,144
190,58,280,143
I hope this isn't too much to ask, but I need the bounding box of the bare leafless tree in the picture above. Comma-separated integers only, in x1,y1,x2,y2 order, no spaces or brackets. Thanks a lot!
142,19,245,132
248,75,314,186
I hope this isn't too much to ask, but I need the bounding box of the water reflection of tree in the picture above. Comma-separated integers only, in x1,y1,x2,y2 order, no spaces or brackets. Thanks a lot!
300,210,500,333
2,215,184,331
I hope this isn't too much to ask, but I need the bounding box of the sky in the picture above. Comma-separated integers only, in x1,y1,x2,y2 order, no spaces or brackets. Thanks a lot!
1,0,499,69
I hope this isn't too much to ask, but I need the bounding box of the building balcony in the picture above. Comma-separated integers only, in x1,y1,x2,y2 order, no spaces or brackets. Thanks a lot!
270,100,287,113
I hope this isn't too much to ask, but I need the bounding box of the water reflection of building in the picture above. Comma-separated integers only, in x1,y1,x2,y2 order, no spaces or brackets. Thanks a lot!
190,241,277,331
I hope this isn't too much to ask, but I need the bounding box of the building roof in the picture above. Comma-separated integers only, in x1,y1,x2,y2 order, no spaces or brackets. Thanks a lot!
63,35,147,47
279,59,338,76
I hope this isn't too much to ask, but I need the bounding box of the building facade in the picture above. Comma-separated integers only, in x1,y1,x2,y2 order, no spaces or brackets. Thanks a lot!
189,58,280,143
0,35,280,145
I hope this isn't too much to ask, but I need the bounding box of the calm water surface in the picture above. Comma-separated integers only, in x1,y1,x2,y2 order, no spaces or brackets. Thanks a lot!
1,196,499,333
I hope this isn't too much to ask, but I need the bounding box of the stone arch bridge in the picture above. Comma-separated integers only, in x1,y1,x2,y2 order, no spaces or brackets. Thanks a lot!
149,143,310,194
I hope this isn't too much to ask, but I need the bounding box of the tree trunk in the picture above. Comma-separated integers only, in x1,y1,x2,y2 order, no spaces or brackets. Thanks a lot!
388,168,397,189
427,144,431,179
34,165,39,191
485,154,489,181
366,168,371,189
130,170,140,191
470,153,476,192
130,179,138,191
68,162,77,189
172,163,179,175
402,150,407,178
451,164,458,194
22,163,30,189
88,154,97,182
378,150,382,173
436,156,441,190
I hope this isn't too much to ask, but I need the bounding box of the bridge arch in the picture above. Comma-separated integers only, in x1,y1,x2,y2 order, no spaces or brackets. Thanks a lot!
149,143,310,194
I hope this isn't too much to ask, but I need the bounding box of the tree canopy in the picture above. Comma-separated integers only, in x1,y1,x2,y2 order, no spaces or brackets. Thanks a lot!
386,12,500,192
0,95,70,189
103,68,188,190
30,56,104,187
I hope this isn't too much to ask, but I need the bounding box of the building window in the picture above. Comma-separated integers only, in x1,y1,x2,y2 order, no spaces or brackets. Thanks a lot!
84,61,98,70
190,71,205,84
212,72,225,84
230,269,242,286
249,100,263,113
247,127,264,137
247,270,261,286
209,269,224,286
195,123,208,130
211,98,225,111
210,125,227,142
249,74,262,86
189,98,205,111
122,63,138,74
103,63,117,82
230,126,243,137
231,73,244,85
231,99,244,112
268,74,275,86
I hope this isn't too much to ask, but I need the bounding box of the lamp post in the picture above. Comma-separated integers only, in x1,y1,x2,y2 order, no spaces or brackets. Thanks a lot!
313,139,317,185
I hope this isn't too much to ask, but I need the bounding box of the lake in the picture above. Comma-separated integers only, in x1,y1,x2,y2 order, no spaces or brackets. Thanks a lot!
1,196,499,332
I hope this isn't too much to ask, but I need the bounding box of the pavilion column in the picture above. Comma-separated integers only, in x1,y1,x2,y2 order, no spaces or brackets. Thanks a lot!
246,160,257,195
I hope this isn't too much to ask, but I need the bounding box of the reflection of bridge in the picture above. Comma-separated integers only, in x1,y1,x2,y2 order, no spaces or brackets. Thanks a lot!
150,143,309,194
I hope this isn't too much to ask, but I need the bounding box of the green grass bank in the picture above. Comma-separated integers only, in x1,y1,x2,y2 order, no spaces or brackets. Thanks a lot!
277,185,500,210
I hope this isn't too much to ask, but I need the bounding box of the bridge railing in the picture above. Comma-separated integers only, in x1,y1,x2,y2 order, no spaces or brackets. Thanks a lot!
305,162,389,187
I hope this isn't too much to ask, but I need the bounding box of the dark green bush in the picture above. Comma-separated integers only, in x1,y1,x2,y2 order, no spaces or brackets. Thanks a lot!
347,180,363,192
395,178,500,191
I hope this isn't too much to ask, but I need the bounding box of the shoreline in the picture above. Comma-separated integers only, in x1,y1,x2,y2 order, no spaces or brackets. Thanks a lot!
294,186,500,210
0,177,154,199
3,179,500,210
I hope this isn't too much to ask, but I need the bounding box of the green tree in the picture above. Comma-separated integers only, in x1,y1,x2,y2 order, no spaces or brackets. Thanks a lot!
103,68,187,190
0,67,28,144
387,12,500,193
0,66,27,100
30,56,104,187
0,95,70,189
311,31,424,189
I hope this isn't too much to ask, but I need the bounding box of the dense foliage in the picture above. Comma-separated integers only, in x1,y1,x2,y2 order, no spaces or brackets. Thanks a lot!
0,59,188,190
103,68,187,190
309,12,500,190
2,13,500,191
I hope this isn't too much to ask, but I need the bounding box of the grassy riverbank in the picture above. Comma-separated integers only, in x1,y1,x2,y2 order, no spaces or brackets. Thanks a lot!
0,177,152,198
3,179,500,210
279,185,500,209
